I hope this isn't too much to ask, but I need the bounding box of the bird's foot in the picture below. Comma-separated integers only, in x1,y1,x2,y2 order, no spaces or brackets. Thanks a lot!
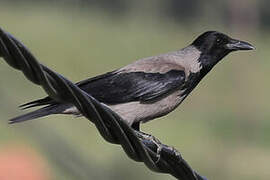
134,130,163,163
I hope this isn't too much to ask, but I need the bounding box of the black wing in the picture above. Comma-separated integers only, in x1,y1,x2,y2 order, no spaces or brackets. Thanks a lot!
21,70,186,108
79,70,186,104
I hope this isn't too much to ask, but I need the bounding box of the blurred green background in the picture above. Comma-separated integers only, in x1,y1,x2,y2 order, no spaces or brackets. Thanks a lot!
0,0,269,180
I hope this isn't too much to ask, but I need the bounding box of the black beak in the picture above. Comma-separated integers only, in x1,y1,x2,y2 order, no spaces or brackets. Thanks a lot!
225,39,255,51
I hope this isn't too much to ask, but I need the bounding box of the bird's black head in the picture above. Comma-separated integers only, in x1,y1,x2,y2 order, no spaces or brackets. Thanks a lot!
192,31,254,70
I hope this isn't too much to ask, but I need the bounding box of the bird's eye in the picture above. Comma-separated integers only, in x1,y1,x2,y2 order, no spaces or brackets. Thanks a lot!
216,39,221,43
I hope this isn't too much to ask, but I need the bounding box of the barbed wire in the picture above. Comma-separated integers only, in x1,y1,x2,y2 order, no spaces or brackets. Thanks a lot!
0,27,207,180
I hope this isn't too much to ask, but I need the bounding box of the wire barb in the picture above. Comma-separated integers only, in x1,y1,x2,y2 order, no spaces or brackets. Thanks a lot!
0,27,208,180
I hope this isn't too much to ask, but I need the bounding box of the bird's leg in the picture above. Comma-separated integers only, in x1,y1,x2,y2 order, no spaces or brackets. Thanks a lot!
134,130,163,163
131,121,141,131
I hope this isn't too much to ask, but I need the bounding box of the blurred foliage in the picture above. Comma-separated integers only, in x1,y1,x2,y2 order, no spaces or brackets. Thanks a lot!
0,1,269,180
2,0,270,30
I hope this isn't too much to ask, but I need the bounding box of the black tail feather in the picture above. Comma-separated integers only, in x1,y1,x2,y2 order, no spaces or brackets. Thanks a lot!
9,105,57,124
19,97,53,110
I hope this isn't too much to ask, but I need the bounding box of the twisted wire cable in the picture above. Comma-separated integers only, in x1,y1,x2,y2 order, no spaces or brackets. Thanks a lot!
0,27,207,180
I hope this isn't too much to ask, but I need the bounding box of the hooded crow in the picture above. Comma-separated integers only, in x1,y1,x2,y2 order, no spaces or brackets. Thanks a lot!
7,31,254,130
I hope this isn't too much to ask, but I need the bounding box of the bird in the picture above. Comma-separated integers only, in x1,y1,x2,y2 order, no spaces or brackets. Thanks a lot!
6,31,254,131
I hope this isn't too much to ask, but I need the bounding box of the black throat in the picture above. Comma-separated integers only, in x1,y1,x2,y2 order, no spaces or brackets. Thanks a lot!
181,48,230,98
198,51,228,76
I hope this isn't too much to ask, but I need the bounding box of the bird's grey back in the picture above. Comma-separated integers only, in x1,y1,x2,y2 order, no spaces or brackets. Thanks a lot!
117,45,202,76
